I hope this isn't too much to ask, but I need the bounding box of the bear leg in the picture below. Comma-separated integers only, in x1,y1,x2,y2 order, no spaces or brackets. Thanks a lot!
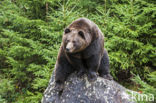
98,49,113,80
85,55,101,82
55,57,74,92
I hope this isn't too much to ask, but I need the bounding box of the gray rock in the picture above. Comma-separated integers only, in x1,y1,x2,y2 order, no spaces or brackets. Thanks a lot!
42,71,135,103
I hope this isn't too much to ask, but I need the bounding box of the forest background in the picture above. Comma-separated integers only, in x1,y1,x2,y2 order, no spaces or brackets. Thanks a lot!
0,0,155,103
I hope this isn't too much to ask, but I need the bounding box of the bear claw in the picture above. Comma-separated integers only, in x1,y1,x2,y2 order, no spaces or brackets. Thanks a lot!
102,74,113,80
87,72,97,82
77,70,86,78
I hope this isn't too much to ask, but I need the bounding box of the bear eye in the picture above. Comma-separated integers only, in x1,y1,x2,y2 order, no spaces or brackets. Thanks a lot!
78,31,85,39
64,28,70,34
66,39,69,43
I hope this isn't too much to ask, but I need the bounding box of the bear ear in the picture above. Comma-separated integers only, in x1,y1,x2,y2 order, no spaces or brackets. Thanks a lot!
91,25,99,40
78,31,85,39
64,28,71,34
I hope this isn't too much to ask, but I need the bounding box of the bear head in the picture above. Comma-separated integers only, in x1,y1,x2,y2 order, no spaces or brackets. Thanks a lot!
62,18,98,53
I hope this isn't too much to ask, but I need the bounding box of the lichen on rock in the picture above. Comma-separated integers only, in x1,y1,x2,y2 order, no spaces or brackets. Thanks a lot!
42,72,135,103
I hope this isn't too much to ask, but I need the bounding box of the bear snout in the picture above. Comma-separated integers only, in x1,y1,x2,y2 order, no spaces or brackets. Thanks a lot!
66,48,70,52
66,42,74,52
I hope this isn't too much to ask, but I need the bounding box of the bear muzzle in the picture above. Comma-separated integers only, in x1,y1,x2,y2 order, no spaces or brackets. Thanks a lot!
66,42,75,53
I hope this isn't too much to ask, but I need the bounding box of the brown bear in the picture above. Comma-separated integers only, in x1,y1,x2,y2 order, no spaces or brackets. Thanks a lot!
54,18,112,91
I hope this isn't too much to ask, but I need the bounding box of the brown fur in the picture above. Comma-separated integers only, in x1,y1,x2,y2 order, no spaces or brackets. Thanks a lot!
54,18,112,92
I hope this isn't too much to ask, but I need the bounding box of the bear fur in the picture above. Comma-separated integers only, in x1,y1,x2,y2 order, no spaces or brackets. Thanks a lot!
54,18,112,91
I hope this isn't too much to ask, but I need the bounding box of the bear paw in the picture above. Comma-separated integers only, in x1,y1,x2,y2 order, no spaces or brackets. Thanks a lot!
87,72,97,82
54,82,64,92
102,74,113,80
77,69,86,78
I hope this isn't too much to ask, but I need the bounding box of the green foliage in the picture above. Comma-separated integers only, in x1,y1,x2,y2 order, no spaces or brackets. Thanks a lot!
0,0,155,102
132,71,156,102
0,77,15,102
93,0,156,81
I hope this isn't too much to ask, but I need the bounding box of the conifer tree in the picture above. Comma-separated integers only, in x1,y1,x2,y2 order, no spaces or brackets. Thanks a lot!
0,0,155,102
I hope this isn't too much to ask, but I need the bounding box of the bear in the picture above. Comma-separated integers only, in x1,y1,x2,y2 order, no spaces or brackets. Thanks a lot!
54,18,112,92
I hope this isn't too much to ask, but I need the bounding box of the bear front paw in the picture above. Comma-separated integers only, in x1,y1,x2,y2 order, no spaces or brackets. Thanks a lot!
54,82,64,92
87,72,97,82
102,74,113,80
77,69,86,78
